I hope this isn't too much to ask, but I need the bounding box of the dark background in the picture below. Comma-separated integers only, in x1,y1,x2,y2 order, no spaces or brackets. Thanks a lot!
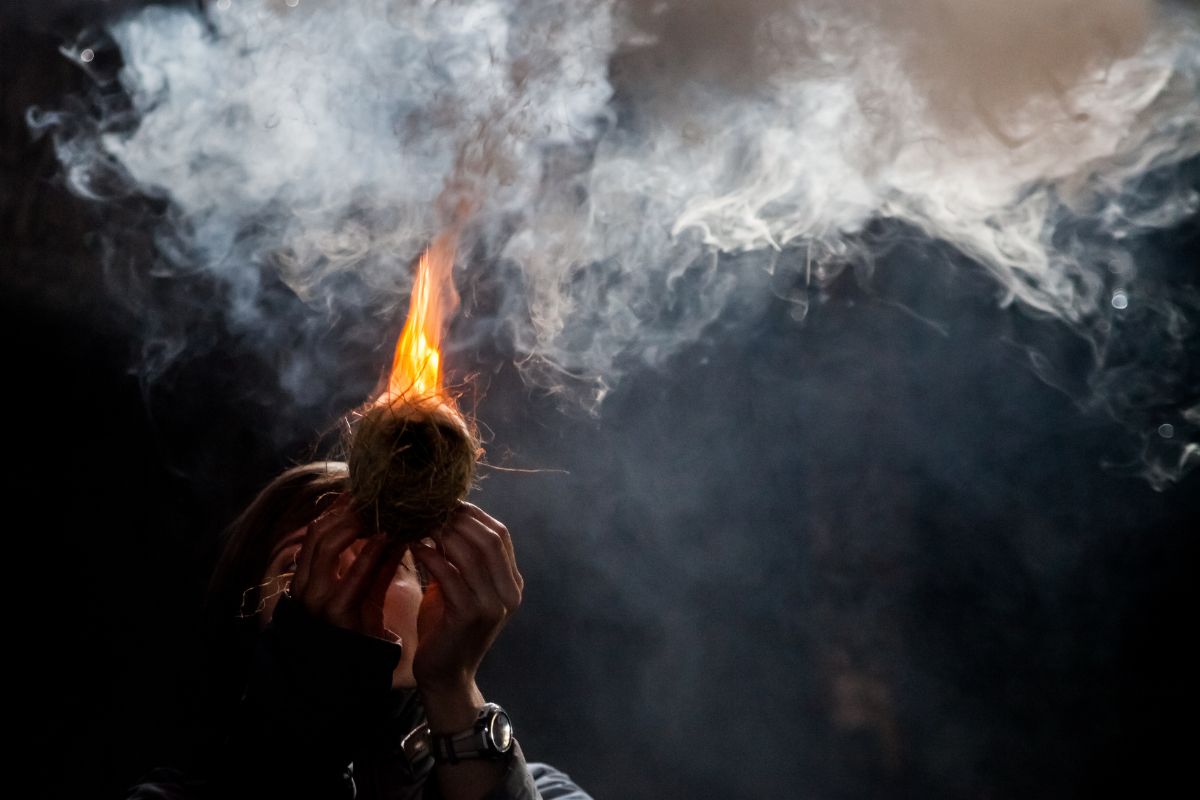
6,4,1199,798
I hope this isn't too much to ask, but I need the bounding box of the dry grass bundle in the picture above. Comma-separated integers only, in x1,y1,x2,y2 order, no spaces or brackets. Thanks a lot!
347,395,480,541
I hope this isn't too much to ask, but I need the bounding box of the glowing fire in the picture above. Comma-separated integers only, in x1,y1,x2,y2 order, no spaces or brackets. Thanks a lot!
386,231,459,402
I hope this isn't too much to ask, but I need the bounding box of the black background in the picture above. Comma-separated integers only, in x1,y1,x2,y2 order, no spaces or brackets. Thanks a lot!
6,4,1199,798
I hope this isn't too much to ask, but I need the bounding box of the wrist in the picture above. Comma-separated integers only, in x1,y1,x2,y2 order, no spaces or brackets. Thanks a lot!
401,701,515,768
419,680,485,734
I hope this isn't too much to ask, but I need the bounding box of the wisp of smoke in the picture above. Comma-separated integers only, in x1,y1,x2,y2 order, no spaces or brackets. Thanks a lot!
28,0,1200,486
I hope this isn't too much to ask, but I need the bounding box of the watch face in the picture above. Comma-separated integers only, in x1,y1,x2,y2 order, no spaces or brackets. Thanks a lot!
488,711,514,753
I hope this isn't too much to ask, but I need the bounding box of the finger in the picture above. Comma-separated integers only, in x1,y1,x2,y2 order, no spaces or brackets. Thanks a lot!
412,543,472,612
458,503,522,592
291,523,316,597
361,540,409,633
326,534,388,618
270,527,308,595
440,526,505,620
292,494,350,588
449,514,522,611
295,504,362,605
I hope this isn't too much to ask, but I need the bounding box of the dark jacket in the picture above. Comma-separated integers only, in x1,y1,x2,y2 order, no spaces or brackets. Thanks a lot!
128,593,590,800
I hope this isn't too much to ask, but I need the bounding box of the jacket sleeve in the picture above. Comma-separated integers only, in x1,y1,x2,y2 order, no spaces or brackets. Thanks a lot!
526,762,594,800
212,591,403,800
125,767,205,800
420,743,594,800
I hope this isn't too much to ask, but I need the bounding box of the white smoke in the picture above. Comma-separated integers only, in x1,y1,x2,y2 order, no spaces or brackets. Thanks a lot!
29,0,1200,484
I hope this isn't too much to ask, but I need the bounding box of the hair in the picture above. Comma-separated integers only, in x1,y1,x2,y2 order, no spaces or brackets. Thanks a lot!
202,461,350,715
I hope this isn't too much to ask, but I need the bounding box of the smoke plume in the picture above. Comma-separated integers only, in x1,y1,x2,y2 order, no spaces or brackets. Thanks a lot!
28,0,1200,484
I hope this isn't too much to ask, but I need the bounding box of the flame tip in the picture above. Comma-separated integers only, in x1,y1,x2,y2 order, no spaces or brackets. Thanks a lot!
385,233,460,405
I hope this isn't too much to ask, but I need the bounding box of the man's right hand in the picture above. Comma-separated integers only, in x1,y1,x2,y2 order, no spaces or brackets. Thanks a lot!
290,494,408,640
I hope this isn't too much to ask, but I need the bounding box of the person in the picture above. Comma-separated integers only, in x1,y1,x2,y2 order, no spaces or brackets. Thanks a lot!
128,461,590,800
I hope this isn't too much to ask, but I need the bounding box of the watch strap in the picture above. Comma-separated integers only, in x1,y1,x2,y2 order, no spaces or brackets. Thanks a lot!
401,702,512,765
432,727,490,764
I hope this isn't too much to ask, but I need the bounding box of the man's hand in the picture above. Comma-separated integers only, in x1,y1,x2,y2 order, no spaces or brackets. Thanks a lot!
411,503,524,730
289,494,408,640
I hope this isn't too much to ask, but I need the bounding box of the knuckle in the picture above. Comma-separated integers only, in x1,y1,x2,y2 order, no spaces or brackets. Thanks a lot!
467,604,493,625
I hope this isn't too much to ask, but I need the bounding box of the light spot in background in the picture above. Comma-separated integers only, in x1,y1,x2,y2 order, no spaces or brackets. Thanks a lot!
79,48,94,63
217,0,232,12
285,0,300,8
1111,291,1130,310
1159,423,1175,438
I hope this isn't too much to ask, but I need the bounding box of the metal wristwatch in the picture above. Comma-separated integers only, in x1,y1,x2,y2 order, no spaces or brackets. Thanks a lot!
402,703,514,765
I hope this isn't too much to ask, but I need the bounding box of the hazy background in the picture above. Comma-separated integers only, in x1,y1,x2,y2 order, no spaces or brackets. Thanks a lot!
5,2,1198,798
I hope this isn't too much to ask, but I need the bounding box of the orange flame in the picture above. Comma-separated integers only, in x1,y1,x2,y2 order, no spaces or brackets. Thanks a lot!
385,231,459,403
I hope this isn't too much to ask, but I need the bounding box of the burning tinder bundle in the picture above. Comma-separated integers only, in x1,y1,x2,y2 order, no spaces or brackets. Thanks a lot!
349,395,478,541
347,233,480,541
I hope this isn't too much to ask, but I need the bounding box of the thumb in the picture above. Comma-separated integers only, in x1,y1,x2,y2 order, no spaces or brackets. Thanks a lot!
417,577,444,638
